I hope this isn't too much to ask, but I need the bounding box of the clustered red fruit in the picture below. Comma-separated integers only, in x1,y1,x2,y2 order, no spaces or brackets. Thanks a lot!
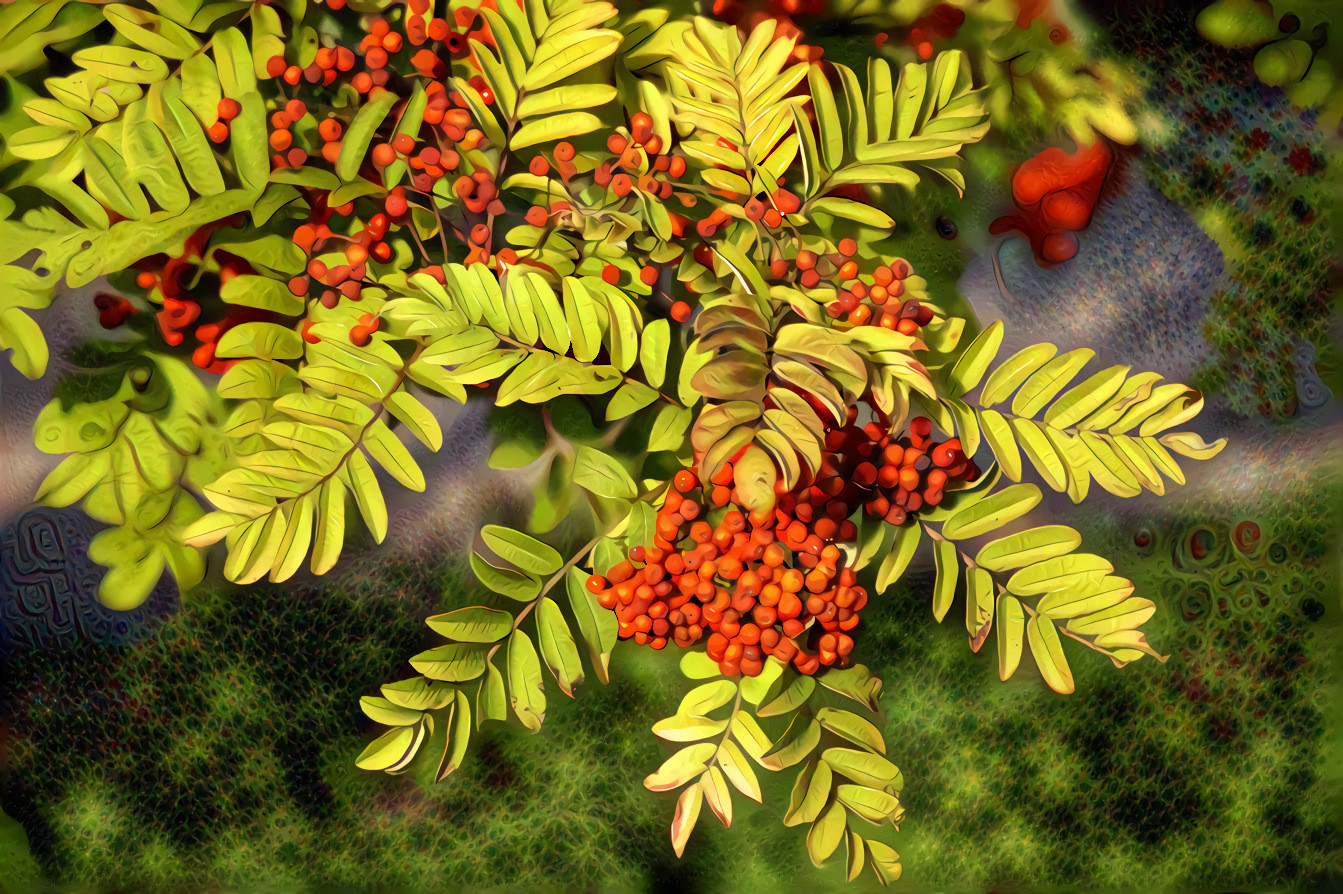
588,469,866,678
521,117,686,291
768,242,935,332
807,415,980,525
125,214,285,373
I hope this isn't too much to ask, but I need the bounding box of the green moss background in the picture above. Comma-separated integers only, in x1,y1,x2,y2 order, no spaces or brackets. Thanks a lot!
2,2,1341,892
2,474,1338,892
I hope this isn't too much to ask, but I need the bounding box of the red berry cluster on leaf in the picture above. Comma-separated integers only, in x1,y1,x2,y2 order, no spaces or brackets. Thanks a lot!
588,469,867,678
811,415,981,526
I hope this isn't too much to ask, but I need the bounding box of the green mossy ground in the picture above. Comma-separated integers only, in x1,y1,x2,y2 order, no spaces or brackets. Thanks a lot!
1,472,1337,892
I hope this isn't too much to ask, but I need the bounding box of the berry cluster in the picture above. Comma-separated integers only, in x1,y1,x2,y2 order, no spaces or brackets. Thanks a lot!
589,469,866,677
824,257,932,331
765,241,934,331
806,416,981,526
126,214,280,373
697,185,802,236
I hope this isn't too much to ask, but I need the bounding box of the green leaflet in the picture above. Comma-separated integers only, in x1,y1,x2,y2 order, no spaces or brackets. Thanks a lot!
940,483,1042,541
573,445,637,499
946,320,1003,396
507,631,547,732
355,722,426,773
336,89,397,181
979,343,1057,408
976,525,1082,572
1013,349,1095,419
875,523,920,593
427,606,514,643
931,536,958,623
510,111,604,149
410,642,490,683
996,592,1025,681
784,758,831,827
470,552,543,601
535,597,584,697
1026,614,1075,694
480,524,563,575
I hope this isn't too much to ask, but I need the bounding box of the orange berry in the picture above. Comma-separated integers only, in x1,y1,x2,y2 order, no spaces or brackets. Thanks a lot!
285,98,306,122
393,133,415,155
838,237,857,256
283,65,302,85
269,129,292,151
266,55,287,78
372,143,397,167
217,98,241,121
639,266,659,286
529,155,549,176
207,121,229,143
554,141,575,162
670,301,691,323
319,118,343,142
601,264,620,285
630,112,654,145
383,32,403,53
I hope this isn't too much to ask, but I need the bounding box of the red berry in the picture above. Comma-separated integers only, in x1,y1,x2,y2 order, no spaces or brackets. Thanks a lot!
670,301,691,323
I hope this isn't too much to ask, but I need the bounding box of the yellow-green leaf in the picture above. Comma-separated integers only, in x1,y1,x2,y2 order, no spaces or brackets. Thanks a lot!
816,707,885,754
671,780,703,857
1007,553,1113,597
931,536,958,623
996,592,1025,681
427,606,514,643
807,800,846,867
1037,575,1135,619
1159,431,1227,460
976,525,1082,572
965,565,995,652
940,483,1042,541
977,408,1022,480
946,320,1003,395
875,523,921,593
645,742,716,793
1026,614,1074,694
1065,596,1157,636
979,343,1056,408
507,630,547,732
536,596,584,697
